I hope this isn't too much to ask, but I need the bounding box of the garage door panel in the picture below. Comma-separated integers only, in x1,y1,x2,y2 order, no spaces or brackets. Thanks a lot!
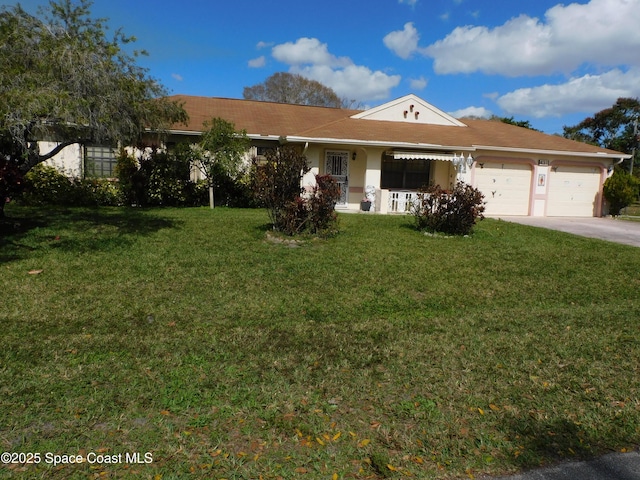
475,163,532,216
548,166,601,217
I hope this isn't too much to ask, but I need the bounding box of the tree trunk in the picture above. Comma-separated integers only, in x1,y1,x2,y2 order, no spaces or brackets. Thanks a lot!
0,184,8,218
209,185,215,209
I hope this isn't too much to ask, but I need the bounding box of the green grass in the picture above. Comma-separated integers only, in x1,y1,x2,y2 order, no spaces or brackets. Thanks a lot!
1,205,639,479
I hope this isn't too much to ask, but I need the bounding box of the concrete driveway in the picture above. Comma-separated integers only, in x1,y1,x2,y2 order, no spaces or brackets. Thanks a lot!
481,451,640,480
498,216,640,247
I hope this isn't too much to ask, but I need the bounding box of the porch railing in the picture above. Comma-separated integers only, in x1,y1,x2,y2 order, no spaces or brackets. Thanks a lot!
388,190,419,213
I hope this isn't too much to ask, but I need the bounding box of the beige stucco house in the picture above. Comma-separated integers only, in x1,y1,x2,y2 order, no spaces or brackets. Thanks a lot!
51,93,630,216
165,93,630,217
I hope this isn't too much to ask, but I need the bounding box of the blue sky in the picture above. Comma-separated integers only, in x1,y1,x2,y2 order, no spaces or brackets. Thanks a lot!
10,0,640,134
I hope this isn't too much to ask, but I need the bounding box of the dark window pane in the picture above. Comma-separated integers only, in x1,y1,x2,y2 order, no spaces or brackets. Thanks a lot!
382,156,430,189
85,145,117,178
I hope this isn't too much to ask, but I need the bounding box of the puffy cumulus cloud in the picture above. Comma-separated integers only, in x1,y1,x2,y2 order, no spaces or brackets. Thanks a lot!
271,37,401,102
272,37,351,68
425,0,640,76
248,56,266,68
292,64,401,101
448,106,493,119
497,68,640,117
383,22,425,59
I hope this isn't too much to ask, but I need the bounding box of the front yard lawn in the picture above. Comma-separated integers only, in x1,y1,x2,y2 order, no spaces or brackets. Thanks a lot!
1,205,639,479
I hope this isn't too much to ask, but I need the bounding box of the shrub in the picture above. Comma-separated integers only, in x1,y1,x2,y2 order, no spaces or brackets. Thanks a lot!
203,161,255,208
114,148,145,206
144,147,192,206
251,146,340,236
0,157,23,206
115,144,217,207
70,178,121,206
603,170,640,216
412,181,485,235
306,174,340,235
20,164,121,206
250,145,310,229
21,164,74,205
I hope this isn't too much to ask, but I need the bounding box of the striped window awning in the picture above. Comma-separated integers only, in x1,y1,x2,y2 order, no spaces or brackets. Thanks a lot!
392,151,473,163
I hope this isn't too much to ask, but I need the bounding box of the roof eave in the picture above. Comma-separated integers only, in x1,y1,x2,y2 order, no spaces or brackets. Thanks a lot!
284,135,477,152
472,144,631,159
168,129,630,160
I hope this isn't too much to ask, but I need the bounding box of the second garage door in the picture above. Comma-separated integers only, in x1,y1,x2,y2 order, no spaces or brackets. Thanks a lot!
547,166,601,217
475,163,532,216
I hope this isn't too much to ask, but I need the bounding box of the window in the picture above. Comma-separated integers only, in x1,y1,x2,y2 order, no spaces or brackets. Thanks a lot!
381,155,430,189
256,146,270,157
85,145,117,178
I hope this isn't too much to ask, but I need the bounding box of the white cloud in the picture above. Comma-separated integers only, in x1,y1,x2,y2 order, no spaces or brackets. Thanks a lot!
248,56,266,68
272,37,351,68
399,0,418,6
292,64,401,102
409,76,428,90
271,37,401,102
171,73,183,82
497,68,640,117
449,106,493,119
383,22,424,59
425,0,640,76
256,41,273,50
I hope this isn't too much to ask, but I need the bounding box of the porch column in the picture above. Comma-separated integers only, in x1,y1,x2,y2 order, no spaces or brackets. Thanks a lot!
364,148,382,186
363,148,384,211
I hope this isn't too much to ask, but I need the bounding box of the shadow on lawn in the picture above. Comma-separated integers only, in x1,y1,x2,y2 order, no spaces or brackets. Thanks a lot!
0,206,180,262
501,415,622,471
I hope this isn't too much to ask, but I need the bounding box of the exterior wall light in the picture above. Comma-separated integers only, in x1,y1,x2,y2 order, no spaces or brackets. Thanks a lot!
452,153,474,178
452,153,474,169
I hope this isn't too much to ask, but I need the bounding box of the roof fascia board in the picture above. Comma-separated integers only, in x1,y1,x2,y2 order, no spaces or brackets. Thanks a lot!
472,144,632,159
169,129,629,160
169,130,284,143
168,129,201,136
284,135,477,151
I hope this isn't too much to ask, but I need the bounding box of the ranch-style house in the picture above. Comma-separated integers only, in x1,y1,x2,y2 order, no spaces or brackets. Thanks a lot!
48,94,630,216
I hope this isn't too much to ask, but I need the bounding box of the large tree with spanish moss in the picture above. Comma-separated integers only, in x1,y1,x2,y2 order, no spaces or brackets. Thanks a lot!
0,0,187,217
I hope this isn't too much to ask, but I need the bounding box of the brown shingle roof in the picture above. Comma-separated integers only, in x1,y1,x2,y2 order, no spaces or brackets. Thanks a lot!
169,95,359,137
168,95,626,157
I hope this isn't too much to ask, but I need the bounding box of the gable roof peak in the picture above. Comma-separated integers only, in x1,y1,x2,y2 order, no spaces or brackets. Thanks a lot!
351,94,467,127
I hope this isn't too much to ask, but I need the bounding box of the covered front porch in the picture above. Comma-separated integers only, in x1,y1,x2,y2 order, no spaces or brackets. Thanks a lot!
318,147,475,213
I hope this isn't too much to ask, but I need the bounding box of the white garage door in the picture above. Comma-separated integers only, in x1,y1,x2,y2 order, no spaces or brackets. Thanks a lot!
547,166,601,217
475,163,532,216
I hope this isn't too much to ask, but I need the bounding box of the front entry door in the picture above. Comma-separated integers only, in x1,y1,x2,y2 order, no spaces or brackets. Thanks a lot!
325,150,349,206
